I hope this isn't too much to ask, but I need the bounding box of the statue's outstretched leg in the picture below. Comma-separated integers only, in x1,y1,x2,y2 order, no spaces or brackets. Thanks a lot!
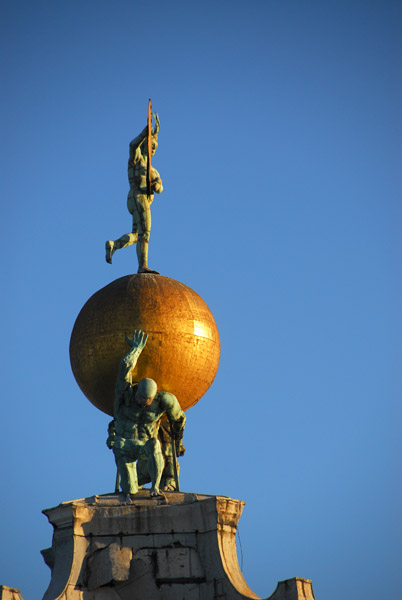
145,438,164,496
114,451,139,500
105,240,115,263
136,236,159,274
135,196,159,274
105,232,138,264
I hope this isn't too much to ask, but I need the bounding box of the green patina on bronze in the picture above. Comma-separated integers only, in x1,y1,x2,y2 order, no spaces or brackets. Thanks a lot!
105,106,163,274
106,330,185,499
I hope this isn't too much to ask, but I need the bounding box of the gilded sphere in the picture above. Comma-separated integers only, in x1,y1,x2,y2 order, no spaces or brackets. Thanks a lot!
69,274,220,416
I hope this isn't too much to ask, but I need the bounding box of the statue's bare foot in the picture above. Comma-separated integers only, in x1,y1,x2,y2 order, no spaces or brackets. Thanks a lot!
123,493,132,504
137,267,160,275
162,483,175,492
105,241,115,264
150,486,162,497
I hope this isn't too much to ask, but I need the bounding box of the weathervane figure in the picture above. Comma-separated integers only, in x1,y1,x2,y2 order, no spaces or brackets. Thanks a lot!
105,100,163,274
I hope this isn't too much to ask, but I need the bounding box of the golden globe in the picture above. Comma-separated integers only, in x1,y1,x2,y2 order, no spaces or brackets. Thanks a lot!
70,274,220,416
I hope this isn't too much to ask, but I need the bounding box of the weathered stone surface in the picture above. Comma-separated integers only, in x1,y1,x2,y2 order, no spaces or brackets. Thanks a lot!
114,554,159,600
41,547,55,570
86,543,132,590
36,491,317,600
85,588,120,600
0,587,24,600
89,537,121,552
156,547,204,581
159,582,201,600
267,578,316,600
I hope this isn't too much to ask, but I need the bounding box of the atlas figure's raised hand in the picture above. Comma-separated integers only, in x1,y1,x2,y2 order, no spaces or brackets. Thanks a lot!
125,330,149,352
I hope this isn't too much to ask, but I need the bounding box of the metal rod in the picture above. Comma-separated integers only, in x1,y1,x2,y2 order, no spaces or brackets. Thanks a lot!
170,423,180,492
146,98,152,196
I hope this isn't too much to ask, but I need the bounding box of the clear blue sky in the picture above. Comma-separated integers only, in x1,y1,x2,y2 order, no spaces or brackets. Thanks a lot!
1,1,400,599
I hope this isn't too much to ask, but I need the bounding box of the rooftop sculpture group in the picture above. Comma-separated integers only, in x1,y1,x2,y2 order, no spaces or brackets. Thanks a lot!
69,102,220,499
103,102,189,499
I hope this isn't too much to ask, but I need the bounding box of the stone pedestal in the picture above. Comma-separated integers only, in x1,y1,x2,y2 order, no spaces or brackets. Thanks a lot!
38,491,316,600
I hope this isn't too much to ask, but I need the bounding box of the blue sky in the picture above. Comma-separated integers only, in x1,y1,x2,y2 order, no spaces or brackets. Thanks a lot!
1,1,400,599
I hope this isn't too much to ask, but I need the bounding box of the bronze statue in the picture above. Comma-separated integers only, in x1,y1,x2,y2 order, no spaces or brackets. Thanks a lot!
107,330,185,499
105,104,163,273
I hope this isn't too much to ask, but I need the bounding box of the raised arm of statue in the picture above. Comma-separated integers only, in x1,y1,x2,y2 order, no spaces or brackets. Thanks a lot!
129,125,148,154
128,115,159,156
114,330,149,415
119,330,149,382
